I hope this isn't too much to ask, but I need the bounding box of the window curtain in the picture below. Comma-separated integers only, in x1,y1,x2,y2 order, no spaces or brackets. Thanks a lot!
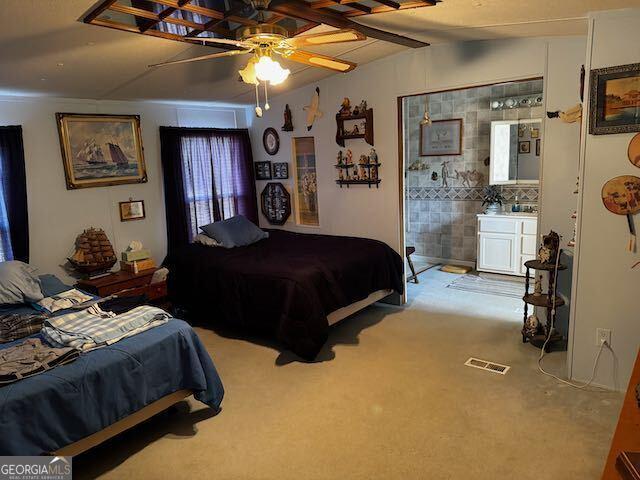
160,127,257,252
0,126,29,263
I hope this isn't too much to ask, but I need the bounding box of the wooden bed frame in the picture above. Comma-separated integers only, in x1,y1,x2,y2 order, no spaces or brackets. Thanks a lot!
53,389,193,456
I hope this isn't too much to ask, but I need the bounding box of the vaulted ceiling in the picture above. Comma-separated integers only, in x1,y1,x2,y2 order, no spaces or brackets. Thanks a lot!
0,0,637,104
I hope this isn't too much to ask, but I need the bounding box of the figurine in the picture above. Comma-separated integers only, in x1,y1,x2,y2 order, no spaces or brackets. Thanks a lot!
346,149,353,164
352,104,360,116
339,97,352,117
538,231,560,264
358,100,367,113
337,150,344,165
523,315,540,338
441,160,451,187
371,163,378,181
282,104,293,131
303,87,322,131
338,168,344,181
369,148,378,165
358,155,368,180
533,275,543,296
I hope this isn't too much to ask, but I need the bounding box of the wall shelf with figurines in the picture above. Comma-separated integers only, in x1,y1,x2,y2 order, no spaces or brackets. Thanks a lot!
335,148,381,188
336,98,374,147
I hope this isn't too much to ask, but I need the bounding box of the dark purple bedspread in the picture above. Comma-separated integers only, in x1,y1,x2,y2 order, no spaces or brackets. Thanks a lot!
164,230,403,360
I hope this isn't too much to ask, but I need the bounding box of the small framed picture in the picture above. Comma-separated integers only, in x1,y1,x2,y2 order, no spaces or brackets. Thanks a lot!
589,62,640,135
254,161,272,180
420,119,463,156
119,199,145,221
518,141,531,154
531,128,540,139
272,162,289,179
535,139,541,156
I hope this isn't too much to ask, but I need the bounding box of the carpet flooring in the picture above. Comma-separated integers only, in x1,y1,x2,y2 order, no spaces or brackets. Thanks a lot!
74,269,623,480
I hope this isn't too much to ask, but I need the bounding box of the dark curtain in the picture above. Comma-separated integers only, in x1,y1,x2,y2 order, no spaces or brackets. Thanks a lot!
160,127,257,252
0,126,29,263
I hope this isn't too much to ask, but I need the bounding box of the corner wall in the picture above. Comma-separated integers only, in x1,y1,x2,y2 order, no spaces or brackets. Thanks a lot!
570,8,640,390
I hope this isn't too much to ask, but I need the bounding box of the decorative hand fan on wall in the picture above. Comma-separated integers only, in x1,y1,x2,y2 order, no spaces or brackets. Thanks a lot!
83,0,433,117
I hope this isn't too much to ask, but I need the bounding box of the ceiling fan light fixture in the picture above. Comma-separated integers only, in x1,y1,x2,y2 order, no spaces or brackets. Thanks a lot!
239,58,259,85
255,55,290,85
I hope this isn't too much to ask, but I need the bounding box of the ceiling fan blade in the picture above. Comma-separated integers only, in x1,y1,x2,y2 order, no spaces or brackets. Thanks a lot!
184,37,253,49
284,29,366,48
149,49,252,68
283,50,357,73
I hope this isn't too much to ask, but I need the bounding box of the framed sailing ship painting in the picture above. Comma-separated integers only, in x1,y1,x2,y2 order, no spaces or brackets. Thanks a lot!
56,113,147,189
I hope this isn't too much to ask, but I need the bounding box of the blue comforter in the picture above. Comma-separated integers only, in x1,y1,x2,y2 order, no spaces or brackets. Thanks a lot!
0,277,224,455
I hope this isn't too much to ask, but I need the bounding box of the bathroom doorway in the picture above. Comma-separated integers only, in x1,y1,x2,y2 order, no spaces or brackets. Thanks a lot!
399,78,544,301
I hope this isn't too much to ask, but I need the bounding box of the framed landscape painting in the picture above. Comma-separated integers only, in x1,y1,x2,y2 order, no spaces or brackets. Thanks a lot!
56,113,147,189
589,63,640,135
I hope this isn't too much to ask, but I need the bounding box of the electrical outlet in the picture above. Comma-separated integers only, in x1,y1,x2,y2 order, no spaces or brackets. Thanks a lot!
596,328,611,346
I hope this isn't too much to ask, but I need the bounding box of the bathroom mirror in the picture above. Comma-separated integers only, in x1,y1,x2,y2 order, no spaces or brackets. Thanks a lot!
489,119,542,185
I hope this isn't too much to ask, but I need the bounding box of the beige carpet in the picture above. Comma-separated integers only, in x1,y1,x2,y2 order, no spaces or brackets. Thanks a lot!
74,269,623,480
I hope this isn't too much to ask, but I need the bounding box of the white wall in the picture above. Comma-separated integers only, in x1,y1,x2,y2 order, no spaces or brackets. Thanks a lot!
0,95,246,282
250,36,586,257
538,37,586,245
570,8,640,390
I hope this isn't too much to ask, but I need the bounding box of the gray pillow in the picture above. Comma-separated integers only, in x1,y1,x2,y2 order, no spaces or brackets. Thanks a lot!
200,215,268,248
0,261,44,305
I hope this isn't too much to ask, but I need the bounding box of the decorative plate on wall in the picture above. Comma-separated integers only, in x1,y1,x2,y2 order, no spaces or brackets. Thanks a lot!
263,127,280,155
261,182,291,225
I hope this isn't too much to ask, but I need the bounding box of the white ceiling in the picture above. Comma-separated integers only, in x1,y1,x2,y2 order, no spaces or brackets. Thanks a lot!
0,0,638,104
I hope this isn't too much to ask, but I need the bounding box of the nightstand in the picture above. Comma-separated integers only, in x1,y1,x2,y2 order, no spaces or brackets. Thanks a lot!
75,268,168,307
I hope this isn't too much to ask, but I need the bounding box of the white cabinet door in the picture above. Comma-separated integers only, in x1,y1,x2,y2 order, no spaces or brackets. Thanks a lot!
477,233,515,274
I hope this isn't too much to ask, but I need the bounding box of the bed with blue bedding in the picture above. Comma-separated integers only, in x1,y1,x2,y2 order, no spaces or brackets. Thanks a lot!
0,275,224,456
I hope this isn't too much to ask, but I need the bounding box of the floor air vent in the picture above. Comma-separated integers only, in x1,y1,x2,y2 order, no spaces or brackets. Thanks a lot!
464,357,510,375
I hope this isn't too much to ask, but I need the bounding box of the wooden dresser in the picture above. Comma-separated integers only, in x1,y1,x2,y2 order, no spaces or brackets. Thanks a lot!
602,348,640,479
75,268,167,303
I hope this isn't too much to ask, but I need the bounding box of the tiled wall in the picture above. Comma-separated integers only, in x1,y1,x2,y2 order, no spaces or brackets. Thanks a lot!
404,79,543,263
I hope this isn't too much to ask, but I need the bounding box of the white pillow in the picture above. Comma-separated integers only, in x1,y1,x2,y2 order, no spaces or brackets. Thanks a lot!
0,261,44,305
194,233,221,247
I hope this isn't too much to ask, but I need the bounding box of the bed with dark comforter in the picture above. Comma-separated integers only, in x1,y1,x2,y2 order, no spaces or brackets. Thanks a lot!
164,229,403,360
0,276,224,455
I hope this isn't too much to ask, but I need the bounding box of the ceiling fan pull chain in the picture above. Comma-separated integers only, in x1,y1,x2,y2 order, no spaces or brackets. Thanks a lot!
255,82,263,118
264,82,270,111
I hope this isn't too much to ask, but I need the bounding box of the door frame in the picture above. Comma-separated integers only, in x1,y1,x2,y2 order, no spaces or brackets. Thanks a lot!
396,76,544,301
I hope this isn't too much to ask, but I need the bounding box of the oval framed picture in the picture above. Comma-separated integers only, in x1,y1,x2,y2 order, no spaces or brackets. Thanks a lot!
263,127,280,155
628,132,640,168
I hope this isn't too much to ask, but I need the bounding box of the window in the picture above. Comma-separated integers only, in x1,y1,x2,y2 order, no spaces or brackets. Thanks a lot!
180,134,240,239
160,127,257,251
0,126,29,263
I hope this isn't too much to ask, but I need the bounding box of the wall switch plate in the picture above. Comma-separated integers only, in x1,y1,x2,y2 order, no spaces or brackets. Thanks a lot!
596,328,611,346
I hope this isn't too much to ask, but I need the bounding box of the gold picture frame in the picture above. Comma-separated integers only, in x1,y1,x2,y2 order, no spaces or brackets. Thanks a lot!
56,113,147,189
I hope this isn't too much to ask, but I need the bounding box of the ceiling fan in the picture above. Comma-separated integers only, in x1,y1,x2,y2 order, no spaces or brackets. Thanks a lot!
149,0,366,116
